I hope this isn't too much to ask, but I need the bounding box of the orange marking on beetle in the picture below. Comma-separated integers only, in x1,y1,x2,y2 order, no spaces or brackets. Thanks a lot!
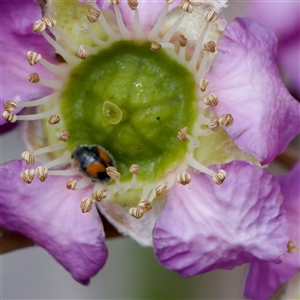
86,161,106,177
99,149,112,164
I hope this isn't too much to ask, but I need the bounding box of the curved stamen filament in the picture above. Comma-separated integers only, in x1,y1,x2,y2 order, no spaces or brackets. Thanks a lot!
133,9,145,39
186,155,216,177
33,142,67,156
113,5,132,39
161,11,185,43
49,26,78,52
42,153,70,169
148,1,170,40
86,22,107,46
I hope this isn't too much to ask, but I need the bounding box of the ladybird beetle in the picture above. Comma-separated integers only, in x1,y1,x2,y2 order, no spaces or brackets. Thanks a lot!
71,145,115,183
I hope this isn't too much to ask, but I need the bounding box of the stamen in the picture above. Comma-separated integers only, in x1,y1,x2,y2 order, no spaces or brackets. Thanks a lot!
57,130,70,142
129,207,144,219
138,199,152,213
92,189,107,202
155,183,168,196
148,1,170,40
90,2,119,40
177,127,200,148
178,34,187,60
42,153,70,170
176,171,191,185
189,11,218,70
21,151,35,165
161,10,186,43
86,22,106,46
213,170,227,185
3,100,18,112
36,166,48,182
209,116,220,132
109,0,132,39
150,42,162,52
66,177,91,190
87,7,101,23
81,197,94,213
199,78,209,92
179,0,194,13
204,11,219,23
2,109,57,123
28,72,62,90
186,155,216,177
203,41,216,53
75,48,90,60
27,51,68,76
21,169,35,184
129,164,139,188
5,93,59,110
106,166,123,194
128,0,145,39
203,93,218,107
41,16,57,28
66,178,78,190
32,20,47,33
219,114,234,127
48,114,60,125
287,241,300,253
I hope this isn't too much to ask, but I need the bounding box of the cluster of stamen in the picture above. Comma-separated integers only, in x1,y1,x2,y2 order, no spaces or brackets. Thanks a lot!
3,0,236,216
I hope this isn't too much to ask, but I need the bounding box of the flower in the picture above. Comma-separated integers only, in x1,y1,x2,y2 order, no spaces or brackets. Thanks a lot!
244,163,300,300
245,1,300,98
1,0,299,288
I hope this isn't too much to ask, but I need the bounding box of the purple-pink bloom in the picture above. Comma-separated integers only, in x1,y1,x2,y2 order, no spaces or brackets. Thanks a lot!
153,160,288,276
244,163,300,300
206,18,300,165
245,1,300,97
1,0,299,288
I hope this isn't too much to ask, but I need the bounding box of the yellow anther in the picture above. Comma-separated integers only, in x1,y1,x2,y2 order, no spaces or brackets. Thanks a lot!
178,34,187,47
138,200,152,213
204,11,218,23
41,16,57,28
58,130,70,142
129,207,144,219
81,198,94,213
177,127,188,142
28,73,40,83
199,78,209,92
108,0,120,5
32,20,46,33
179,0,194,13
129,164,139,174
106,166,121,180
4,100,18,112
2,111,17,123
155,183,168,196
21,151,35,165
36,166,48,182
48,115,60,125
21,169,35,184
209,116,219,132
203,41,216,53
27,51,42,66
75,48,89,60
203,93,218,106
128,0,138,10
177,172,191,185
66,178,78,190
150,42,162,52
213,170,226,185
92,189,107,202
87,8,101,23
219,114,234,127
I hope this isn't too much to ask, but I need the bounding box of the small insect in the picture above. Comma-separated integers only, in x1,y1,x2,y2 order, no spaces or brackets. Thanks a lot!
71,145,115,183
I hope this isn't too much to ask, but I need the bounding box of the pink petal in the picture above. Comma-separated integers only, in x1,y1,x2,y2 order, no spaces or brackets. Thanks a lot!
0,160,108,284
0,0,58,125
206,18,300,164
153,160,288,277
244,163,300,300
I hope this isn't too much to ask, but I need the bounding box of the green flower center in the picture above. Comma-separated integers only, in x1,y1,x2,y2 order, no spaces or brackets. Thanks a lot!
60,40,198,182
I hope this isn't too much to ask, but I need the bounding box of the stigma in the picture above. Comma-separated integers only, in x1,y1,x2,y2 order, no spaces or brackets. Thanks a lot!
2,0,234,216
